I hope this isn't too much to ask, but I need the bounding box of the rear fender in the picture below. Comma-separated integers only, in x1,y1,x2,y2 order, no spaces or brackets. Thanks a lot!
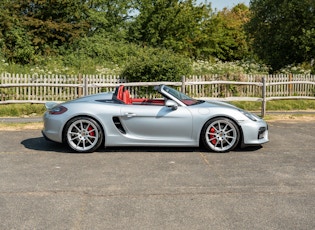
45,102,59,110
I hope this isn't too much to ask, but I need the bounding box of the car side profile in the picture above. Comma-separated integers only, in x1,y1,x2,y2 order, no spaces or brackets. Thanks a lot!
42,84,269,153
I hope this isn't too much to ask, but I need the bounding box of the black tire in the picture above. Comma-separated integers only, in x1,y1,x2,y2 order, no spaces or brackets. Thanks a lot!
64,117,103,153
201,117,240,153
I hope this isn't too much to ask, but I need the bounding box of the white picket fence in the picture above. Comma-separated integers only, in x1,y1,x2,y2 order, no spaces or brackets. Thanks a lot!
1,73,315,116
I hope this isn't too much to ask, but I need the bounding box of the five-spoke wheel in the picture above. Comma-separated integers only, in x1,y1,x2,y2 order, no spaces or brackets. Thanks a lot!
64,117,103,153
201,117,240,152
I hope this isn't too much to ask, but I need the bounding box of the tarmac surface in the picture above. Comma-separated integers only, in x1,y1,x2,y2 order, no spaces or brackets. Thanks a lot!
0,120,314,229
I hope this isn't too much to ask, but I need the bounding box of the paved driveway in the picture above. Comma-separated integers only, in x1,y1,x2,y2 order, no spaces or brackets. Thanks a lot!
0,121,314,230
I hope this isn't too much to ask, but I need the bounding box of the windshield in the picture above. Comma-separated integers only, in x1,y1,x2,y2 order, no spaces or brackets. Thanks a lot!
163,85,201,106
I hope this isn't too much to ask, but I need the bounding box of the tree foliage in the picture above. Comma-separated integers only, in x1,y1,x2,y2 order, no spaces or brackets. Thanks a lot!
2,0,312,75
12,0,88,55
0,0,132,55
121,47,191,82
127,0,211,57
84,0,132,39
0,1,34,63
246,0,315,71
0,0,253,66
203,4,251,61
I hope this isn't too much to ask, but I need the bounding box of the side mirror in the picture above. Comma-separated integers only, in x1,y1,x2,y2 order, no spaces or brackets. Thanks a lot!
165,100,178,110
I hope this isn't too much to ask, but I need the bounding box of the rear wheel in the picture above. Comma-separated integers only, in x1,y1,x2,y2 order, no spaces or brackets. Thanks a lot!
64,117,103,153
201,117,240,152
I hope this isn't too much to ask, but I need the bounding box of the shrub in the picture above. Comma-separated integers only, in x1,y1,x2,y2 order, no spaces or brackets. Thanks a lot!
121,47,192,82
191,59,270,75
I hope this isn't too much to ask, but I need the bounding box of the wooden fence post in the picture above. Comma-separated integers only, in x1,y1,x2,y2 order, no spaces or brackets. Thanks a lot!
261,77,266,117
78,73,82,97
289,73,293,96
84,75,88,96
181,76,186,93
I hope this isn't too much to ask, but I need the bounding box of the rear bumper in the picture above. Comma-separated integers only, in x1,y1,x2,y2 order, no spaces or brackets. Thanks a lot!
42,130,56,142
42,112,64,143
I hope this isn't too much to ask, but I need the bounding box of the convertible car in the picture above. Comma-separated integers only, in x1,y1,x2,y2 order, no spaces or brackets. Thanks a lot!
42,84,268,153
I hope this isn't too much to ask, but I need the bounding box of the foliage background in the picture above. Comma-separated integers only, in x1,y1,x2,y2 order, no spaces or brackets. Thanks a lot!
0,0,314,79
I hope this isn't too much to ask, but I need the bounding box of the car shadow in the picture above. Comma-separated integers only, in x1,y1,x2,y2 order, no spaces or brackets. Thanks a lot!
104,146,200,153
21,137,72,153
21,137,263,154
21,136,200,153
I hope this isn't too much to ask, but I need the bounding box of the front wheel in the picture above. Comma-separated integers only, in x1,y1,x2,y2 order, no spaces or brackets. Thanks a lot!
64,117,103,153
201,117,240,153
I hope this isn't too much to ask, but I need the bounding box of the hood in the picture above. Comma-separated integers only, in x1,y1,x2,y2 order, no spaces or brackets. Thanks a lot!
200,100,239,110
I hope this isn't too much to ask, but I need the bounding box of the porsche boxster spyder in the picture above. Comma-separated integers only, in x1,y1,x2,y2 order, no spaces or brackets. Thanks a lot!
42,84,268,153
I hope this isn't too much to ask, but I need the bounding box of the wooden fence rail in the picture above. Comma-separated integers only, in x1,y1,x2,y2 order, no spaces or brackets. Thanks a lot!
1,73,315,117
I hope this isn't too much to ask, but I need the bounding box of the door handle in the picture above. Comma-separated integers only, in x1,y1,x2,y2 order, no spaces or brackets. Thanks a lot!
124,112,136,118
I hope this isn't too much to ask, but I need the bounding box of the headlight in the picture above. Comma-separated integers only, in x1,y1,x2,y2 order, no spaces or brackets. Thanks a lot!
240,110,259,121
48,105,68,115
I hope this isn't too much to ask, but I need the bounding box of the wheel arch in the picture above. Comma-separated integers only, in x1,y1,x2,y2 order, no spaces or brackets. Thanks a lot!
199,115,244,148
62,114,106,145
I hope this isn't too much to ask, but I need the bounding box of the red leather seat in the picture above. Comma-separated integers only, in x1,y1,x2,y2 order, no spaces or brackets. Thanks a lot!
123,90,132,104
117,85,124,101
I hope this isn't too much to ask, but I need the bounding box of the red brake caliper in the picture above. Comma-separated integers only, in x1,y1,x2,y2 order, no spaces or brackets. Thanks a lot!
88,126,95,137
210,127,216,145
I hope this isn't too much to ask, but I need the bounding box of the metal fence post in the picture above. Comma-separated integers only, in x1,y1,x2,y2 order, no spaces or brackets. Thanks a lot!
261,77,266,117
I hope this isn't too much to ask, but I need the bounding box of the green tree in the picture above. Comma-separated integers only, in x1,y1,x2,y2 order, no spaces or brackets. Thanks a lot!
246,0,315,71
0,2,35,63
18,0,89,55
209,4,250,61
127,0,211,57
84,0,132,39
0,0,89,58
0,0,132,63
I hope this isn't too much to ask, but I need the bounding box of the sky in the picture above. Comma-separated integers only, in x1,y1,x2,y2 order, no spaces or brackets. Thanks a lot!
197,0,250,10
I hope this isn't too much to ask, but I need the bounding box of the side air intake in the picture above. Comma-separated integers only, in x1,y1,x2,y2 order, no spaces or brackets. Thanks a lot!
112,117,126,134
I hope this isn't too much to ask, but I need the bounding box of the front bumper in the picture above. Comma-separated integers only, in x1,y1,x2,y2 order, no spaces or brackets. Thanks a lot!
240,119,269,146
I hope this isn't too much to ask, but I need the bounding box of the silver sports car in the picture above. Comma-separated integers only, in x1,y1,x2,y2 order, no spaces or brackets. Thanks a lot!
42,84,269,153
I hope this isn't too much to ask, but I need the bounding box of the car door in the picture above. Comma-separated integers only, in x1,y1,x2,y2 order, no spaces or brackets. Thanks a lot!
120,103,193,142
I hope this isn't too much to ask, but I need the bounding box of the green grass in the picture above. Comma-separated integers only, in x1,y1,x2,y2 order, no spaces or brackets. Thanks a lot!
231,100,315,111
0,104,46,117
0,100,315,117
